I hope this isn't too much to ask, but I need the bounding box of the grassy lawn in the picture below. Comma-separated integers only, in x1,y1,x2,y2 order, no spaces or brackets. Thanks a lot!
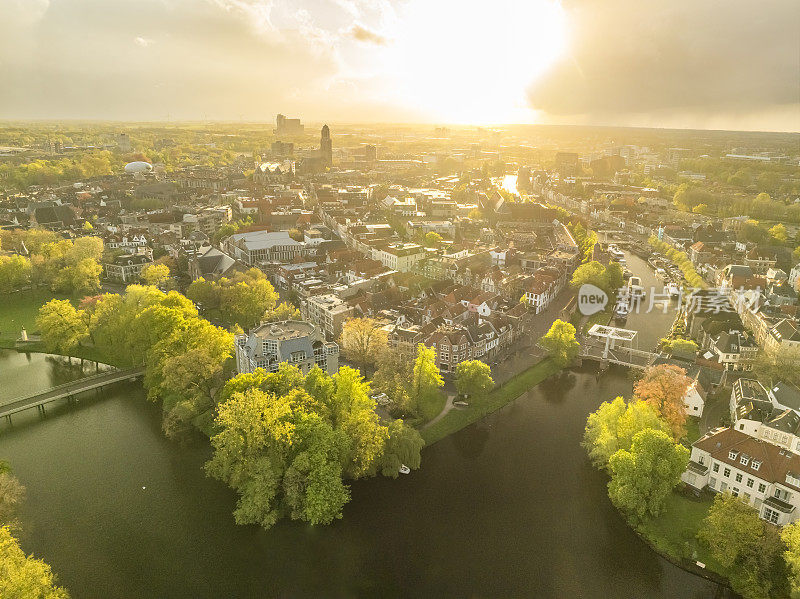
636,492,728,577
683,416,702,446
421,358,560,445
0,289,71,343
418,391,448,423
581,308,612,334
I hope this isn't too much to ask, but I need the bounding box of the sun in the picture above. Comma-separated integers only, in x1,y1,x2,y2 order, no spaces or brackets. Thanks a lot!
385,0,568,124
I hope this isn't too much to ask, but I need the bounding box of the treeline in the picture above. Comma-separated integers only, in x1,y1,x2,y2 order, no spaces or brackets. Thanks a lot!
206,365,424,528
673,185,800,224
186,268,299,330
647,236,706,289
0,230,103,295
37,285,232,436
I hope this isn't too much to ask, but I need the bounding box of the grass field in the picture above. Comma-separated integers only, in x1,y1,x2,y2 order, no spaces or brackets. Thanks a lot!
0,290,70,343
636,492,728,576
421,358,560,445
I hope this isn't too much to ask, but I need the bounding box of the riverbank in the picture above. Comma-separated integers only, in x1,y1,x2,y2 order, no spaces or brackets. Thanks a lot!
421,358,560,445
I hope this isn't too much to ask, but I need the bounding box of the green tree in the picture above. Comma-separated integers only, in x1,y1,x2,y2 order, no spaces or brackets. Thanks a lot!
141,263,170,286
338,317,388,374
424,231,443,246
781,520,800,598
607,428,688,524
583,397,670,469
699,493,790,599
539,319,579,367
263,301,300,322
36,299,88,353
370,420,424,477
0,255,32,293
371,348,414,413
411,344,444,415
455,360,494,398
0,527,70,599
770,223,789,243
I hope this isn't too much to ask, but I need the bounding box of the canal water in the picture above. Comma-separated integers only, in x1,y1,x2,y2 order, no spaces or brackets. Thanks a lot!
0,350,727,598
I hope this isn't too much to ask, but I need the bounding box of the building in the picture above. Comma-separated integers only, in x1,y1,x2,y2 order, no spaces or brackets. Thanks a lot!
234,320,338,375
731,378,800,455
224,230,312,265
275,113,304,136
301,294,354,339
188,246,243,281
373,243,424,272
104,254,153,283
320,125,332,168
682,427,800,526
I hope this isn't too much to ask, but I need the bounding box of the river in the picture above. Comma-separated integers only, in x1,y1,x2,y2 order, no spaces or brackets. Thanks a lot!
0,349,727,598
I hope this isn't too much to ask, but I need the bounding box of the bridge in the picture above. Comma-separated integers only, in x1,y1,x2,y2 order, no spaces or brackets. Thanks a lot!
579,324,660,370
0,367,144,421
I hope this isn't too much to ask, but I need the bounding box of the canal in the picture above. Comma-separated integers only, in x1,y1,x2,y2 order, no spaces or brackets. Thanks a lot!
0,349,728,598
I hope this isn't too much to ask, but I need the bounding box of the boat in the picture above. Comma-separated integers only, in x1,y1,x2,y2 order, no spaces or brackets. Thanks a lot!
399,465,411,475
608,245,626,264
627,276,646,299
453,400,469,408
654,267,667,280
613,301,629,320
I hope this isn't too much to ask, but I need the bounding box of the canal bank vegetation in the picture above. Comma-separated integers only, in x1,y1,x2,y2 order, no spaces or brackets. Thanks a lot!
422,358,559,445
0,461,70,598
206,365,424,529
647,236,707,289
583,364,800,599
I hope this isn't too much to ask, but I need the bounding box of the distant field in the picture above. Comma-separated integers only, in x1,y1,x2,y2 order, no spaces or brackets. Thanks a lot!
0,290,69,343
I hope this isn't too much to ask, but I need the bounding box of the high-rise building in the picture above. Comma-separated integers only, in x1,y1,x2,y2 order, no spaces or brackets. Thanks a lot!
320,124,332,167
275,113,304,136
364,144,377,162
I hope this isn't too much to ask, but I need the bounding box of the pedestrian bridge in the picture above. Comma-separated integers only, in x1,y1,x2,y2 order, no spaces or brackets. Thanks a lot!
0,366,144,421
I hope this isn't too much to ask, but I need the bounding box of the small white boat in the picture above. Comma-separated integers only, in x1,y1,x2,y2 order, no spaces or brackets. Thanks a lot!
654,268,667,280
614,303,629,320
399,465,411,475
453,400,469,408
628,276,646,299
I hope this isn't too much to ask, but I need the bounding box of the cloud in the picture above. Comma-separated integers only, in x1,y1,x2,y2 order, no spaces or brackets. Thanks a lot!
134,36,154,47
527,0,800,128
348,23,387,46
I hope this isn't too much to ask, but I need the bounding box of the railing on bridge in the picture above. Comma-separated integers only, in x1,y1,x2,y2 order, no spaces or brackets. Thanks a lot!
0,366,144,420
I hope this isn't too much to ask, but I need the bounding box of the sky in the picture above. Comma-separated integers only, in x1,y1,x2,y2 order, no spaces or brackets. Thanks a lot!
0,0,798,131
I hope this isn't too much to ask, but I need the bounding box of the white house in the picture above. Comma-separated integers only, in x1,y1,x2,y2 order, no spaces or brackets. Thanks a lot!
683,379,706,417
682,427,800,526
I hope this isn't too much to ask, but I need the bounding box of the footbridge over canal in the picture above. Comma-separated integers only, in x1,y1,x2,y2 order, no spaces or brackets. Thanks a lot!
579,324,660,370
0,367,144,421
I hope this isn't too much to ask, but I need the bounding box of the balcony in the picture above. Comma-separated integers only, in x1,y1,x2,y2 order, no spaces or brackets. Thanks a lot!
686,461,709,476
764,496,795,514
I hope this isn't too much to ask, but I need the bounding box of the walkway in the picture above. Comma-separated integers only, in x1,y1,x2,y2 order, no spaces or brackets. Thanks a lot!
579,337,659,370
0,366,144,419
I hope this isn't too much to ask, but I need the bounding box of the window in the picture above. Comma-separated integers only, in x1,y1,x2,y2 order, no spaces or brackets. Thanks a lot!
739,423,744,430
721,482,728,492
764,507,779,525
732,488,739,497
744,492,751,502
699,455,705,465
729,450,739,460
740,455,749,466
758,483,767,493
747,478,754,488
752,460,761,471
710,477,717,489
724,468,731,478
735,473,743,483
712,463,720,473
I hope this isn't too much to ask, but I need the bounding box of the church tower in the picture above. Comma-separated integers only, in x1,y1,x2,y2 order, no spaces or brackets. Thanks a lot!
320,125,332,168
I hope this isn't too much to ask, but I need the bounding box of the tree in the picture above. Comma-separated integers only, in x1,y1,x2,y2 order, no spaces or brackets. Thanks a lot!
633,364,691,440
0,465,24,531
752,347,800,389
539,319,579,367
699,493,790,599
263,301,300,322
410,343,443,415
372,348,414,413
455,360,494,398
187,268,278,329
770,223,789,244
338,318,388,374
141,263,170,287
583,397,670,469
607,428,688,524
36,299,88,353
781,520,800,598
424,231,443,247
0,527,70,599
370,420,425,477
0,255,32,293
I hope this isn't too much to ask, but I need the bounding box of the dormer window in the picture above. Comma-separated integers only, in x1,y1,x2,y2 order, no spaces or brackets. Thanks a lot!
740,455,750,466
751,460,761,471
729,450,739,460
